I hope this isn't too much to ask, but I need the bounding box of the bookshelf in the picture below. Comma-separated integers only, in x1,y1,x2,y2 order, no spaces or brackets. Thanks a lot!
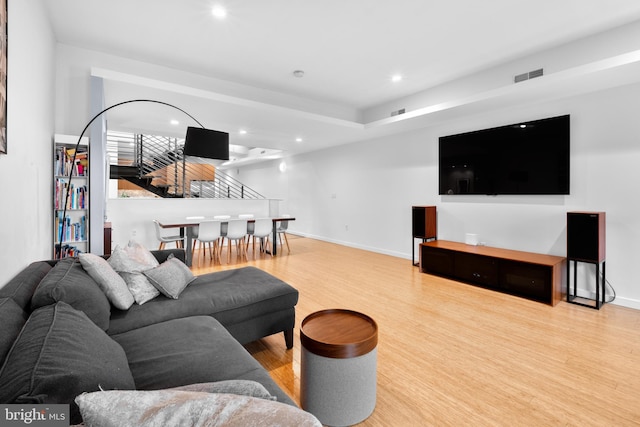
53,134,89,258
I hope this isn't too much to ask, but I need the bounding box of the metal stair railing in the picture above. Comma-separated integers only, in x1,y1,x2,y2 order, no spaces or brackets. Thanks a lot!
107,131,265,199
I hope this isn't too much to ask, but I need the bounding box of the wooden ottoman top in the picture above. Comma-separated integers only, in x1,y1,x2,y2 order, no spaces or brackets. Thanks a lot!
300,309,378,359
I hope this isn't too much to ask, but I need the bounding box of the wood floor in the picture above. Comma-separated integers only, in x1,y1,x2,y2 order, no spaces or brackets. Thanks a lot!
190,236,640,426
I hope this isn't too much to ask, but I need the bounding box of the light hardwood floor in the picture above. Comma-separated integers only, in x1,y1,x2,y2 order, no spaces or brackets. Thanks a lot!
191,236,640,426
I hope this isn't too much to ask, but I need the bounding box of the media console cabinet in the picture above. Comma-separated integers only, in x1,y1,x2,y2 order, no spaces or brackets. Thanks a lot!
420,240,566,306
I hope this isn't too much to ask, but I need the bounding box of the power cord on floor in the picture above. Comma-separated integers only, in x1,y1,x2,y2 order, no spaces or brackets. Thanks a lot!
603,273,616,304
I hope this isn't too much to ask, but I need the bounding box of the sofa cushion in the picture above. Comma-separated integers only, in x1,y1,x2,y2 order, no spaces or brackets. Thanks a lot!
111,315,295,405
108,244,160,305
75,390,321,427
79,253,135,310
31,258,111,331
0,297,27,363
0,302,136,425
143,255,195,299
108,267,298,335
0,261,52,310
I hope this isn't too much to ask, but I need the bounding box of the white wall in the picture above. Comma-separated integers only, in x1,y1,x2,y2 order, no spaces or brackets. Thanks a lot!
0,0,55,286
236,82,640,309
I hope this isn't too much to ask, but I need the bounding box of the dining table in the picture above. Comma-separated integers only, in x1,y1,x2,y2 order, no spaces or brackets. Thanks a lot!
155,216,295,266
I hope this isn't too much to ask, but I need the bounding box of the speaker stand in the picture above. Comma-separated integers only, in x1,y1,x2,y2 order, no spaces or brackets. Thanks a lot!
412,237,435,266
566,259,606,310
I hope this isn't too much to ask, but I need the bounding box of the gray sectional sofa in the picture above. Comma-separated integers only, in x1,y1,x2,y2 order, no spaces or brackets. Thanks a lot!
0,248,305,425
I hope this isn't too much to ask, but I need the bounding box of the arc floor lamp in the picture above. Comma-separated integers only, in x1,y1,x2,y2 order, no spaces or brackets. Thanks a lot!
57,99,229,259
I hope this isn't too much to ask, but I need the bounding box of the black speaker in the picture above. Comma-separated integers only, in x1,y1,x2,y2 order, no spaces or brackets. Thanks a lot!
412,206,437,239
567,212,605,263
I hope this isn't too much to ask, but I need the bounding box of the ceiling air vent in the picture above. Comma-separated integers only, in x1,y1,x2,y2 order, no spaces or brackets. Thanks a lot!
514,68,544,83
391,108,406,117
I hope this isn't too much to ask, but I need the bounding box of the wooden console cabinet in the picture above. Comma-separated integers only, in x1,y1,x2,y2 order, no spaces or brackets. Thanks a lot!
420,240,566,306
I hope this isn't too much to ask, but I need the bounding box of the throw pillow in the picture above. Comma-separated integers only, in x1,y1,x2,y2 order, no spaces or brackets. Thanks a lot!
79,253,134,310
120,272,160,305
169,380,276,401
143,255,195,299
31,258,111,330
75,390,322,427
108,245,160,305
124,240,160,267
0,302,136,425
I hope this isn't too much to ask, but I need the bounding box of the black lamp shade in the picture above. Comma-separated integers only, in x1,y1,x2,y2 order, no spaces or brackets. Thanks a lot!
183,126,229,160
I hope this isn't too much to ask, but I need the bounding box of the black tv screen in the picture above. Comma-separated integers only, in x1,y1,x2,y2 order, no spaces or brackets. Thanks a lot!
439,115,570,195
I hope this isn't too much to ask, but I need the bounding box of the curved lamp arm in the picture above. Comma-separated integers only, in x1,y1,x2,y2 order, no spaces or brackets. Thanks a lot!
57,99,206,259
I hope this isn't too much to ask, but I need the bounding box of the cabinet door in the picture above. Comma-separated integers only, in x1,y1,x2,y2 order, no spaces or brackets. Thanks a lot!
454,252,498,287
499,261,551,303
421,246,454,277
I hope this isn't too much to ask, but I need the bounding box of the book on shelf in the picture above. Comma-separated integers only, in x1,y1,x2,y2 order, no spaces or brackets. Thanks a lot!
55,213,86,243
55,244,83,258
55,180,87,210
55,146,88,177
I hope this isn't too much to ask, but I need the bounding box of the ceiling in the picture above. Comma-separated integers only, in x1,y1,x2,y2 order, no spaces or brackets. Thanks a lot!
42,0,640,167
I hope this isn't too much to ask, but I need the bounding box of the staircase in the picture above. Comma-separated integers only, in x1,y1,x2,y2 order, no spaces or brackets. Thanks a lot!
108,132,264,199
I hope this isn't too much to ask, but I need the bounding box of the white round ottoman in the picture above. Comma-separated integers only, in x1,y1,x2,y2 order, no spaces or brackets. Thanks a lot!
300,309,378,427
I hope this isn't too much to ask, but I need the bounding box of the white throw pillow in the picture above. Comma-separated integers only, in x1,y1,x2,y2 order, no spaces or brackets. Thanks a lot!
75,389,322,427
78,253,134,310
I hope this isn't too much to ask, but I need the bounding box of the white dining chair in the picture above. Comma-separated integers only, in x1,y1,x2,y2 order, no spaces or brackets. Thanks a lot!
186,216,205,245
153,220,184,250
276,215,291,254
224,219,249,262
250,218,273,257
214,215,231,241
193,220,222,263
239,214,255,244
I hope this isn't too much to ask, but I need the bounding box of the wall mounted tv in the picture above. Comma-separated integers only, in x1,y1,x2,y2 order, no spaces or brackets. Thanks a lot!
439,115,570,195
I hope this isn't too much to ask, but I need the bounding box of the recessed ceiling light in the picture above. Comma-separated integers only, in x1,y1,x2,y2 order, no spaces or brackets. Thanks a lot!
212,5,227,19
295,137,303,143
170,119,180,126
391,74,403,83
239,129,248,135
293,70,305,78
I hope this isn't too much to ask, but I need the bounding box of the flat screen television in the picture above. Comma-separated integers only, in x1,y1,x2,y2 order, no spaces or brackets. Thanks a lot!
439,115,570,195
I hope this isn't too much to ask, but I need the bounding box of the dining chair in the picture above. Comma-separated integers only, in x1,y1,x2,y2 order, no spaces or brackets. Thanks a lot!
153,220,184,250
224,219,249,262
276,215,291,254
214,215,231,242
186,216,205,246
239,214,255,244
250,218,273,257
193,220,222,263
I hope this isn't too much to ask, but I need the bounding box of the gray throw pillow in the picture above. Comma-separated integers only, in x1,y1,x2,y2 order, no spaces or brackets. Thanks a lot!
108,245,160,305
79,253,134,310
143,255,195,299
